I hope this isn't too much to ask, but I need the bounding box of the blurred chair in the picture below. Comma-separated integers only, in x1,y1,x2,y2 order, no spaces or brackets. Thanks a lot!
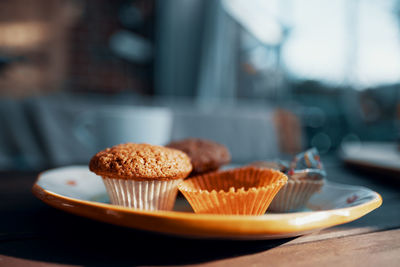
0,95,303,169
0,99,46,169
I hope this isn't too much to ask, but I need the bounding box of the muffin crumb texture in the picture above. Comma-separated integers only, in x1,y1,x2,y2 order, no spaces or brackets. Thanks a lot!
89,143,192,180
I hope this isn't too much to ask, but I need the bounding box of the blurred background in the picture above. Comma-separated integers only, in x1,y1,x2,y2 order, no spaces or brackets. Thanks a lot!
0,0,399,170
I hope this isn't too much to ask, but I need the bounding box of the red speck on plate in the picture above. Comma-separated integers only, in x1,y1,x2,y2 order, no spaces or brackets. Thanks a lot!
346,195,358,204
66,180,77,186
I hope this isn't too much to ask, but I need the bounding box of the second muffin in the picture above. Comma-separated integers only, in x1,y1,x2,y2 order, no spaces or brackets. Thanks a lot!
166,138,231,176
89,143,192,211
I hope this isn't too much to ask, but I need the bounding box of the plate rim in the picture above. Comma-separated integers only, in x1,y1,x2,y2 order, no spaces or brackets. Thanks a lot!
32,166,383,239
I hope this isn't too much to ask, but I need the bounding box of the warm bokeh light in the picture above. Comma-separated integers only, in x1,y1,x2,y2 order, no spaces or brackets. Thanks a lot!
0,22,49,49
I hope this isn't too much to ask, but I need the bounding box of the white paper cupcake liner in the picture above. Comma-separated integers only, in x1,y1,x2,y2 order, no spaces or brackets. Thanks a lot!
102,177,183,211
268,179,324,212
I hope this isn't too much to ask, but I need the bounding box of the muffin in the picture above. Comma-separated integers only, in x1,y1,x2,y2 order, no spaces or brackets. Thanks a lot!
89,143,192,211
251,148,325,212
167,138,231,176
178,167,288,215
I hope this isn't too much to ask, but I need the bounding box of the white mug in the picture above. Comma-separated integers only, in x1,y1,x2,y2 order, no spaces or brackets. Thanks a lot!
74,106,173,151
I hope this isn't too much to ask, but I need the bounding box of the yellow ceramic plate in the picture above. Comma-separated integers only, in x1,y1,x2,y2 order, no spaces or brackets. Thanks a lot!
32,166,382,240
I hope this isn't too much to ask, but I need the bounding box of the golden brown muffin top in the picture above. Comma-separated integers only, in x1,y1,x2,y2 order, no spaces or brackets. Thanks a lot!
166,138,231,175
89,143,192,180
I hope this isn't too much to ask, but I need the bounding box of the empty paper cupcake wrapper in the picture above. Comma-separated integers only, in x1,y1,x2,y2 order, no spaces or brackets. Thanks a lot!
102,177,183,211
178,167,287,215
268,179,324,212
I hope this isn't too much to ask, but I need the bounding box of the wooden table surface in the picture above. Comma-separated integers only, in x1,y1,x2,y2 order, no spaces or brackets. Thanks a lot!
1,157,400,266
